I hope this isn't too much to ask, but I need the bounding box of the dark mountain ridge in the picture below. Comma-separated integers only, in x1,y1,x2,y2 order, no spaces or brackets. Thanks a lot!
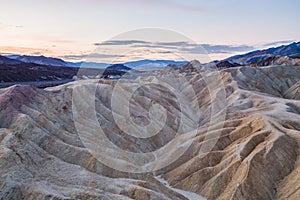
101,64,132,79
7,55,69,67
0,55,23,65
224,41,300,65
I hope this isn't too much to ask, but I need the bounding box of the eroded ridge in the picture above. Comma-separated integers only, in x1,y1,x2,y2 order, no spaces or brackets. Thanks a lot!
0,65,300,200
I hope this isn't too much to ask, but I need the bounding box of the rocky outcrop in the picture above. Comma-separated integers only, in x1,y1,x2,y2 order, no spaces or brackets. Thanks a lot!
0,65,300,199
216,60,241,69
249,56,300,67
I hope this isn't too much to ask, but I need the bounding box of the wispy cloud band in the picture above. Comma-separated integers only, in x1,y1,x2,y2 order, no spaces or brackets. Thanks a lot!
94,39,255,54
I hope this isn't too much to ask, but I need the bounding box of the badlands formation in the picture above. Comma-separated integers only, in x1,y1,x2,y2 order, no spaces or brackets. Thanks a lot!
0,65,300,200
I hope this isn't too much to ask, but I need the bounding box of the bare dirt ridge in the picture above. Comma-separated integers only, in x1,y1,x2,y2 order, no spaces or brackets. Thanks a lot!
0,65,300,200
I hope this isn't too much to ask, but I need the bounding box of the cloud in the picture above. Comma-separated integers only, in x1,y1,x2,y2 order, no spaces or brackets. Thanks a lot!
1,40,256,63
131,44,178,50
157,50,174,54
105,39,254,54
263,40,295,47
30,51,43,55
155,41,193,47
91,0,207,13
0,46,52,55
51,39,76,44
195,44,254,54
94,40,151,46
0,23,24,30
62,53,125,60
117,40,255,54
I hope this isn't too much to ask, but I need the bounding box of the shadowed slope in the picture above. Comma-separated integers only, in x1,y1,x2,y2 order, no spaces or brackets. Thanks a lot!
0,66,300,199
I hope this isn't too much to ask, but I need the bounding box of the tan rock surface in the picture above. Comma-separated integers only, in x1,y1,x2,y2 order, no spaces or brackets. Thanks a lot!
0,65,300,199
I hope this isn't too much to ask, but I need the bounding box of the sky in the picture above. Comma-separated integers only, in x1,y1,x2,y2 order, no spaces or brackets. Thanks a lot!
0,0,299,63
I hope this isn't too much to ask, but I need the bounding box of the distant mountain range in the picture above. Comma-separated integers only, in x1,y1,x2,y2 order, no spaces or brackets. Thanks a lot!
3,54,188,69
0,41,299,87
124,59,188,69
7,55,69,67
223,41,300,65
0,41,299,72
0,55,22,65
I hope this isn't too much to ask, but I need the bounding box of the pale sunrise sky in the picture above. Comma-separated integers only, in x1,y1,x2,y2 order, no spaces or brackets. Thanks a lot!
0,0,299,63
